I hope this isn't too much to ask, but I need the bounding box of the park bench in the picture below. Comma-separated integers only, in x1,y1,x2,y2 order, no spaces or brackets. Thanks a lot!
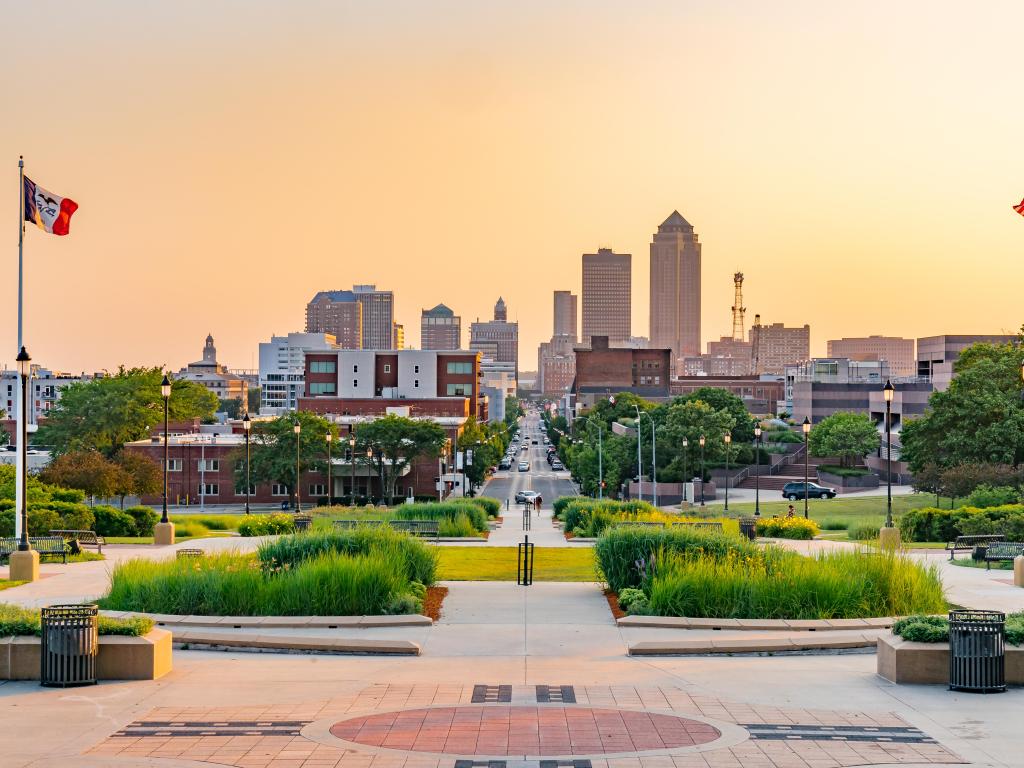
176,548,204,558
0,536,69,564
670,521,724,532
983,541,1024,570
946,534,1005,561
388,520,440,539
613,521,664,528
333,519,386,530
50,529,106,554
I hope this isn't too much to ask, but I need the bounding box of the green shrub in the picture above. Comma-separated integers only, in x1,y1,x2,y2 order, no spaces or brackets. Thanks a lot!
124,506,159,537
553,496,585,519
237,513,296,537
101,551,416,616
595,525,757,592
171,519,211,538
848,523,881,540
467,497,501,517
58,506,95,532
0,604,153,637
562,499,658,536
891,612,1024,646
819,518,851,531
27,508,61,536
50,488,86,503
818,465,871,477
966,484,1020,508
647,548,946,620
900,504,1024,542
93,505,137,536
391,502,488,533
257,527,437,585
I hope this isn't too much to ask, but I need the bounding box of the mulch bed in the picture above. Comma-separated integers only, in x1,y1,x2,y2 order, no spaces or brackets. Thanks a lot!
604,589,626,620
422,586,449,622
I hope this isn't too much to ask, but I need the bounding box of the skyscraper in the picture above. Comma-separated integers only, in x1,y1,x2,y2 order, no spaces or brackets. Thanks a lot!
649,211,701,363
469,297,519,377
553,290,578,342
421,304,461,350
581,249,631,346
305,290,363,349
352,284,395,349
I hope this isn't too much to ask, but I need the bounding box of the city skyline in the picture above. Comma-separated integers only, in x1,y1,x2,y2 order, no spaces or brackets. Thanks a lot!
4,3,1024,372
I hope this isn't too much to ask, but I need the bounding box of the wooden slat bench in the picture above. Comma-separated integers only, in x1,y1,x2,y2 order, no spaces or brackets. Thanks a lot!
388,520,440,539
333,520,386,530
50,529,106,553
946,534,1005,560
613,521,664,528
983,541,1024,569
670,521,724,532
0,536,69,564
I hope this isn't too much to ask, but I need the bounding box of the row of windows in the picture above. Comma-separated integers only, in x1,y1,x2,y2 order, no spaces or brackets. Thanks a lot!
447,383,472,396
446,362,473,374
310,361,336,373
309,382,336,395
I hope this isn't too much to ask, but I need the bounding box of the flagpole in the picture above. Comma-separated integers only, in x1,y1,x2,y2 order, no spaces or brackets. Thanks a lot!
15,156,24,540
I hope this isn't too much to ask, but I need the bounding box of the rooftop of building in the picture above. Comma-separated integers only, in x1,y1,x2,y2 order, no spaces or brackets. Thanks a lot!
658,209,693,230
309,289,357,303
422,303,456,317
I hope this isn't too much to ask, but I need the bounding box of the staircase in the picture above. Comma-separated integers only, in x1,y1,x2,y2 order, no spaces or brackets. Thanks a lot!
736,444,808,491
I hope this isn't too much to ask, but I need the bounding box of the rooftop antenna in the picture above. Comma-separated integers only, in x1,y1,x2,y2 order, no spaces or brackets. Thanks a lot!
731,272,746,342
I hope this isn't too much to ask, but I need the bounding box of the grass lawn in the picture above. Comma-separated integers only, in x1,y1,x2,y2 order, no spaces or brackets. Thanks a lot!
437,547,598,581
948,557,1014,570
719,494,942,521
105,532,235,545
0,580,25,591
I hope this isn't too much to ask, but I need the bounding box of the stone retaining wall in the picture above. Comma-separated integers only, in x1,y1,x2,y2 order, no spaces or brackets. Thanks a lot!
876,634,1024,684
0,629,172,681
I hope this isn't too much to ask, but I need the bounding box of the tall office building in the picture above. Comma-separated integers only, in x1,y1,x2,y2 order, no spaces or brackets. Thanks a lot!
305,290,363,349
649,211,701,363
352,284,395,349
553,290,578,341
469,297,519,376
421,304,461,350
581,249,631,346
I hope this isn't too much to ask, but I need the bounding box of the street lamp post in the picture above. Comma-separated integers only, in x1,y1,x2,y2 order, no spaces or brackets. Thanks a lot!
682,438,688,503
8,347,38,582
293,419,302,512
325,431,333,507
883,379,895,528
349,436,356,505
366,448,374,503
698,435,706,506
723,433,731,512
154,375,175,545
753,426,762,517
633,405,644,502
242,413,251,514
802,417,811,519
651,423,658,508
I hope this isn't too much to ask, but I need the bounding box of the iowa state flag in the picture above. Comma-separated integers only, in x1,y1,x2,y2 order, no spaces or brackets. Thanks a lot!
23,176,78,235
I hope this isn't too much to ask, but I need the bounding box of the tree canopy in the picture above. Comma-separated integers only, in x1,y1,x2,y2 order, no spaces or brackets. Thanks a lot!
679,387,757,443
808,411,880,467
355,415,448,501
240,411,336,502
37,367,218,457
900,339,1024,472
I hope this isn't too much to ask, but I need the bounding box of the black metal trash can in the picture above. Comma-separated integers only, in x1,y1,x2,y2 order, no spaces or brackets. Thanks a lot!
294,515,312,532
949,610,1006,693
739,517,757,541
40,605,98,688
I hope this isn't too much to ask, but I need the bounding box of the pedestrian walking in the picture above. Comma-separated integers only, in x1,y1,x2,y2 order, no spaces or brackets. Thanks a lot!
787,504,795,518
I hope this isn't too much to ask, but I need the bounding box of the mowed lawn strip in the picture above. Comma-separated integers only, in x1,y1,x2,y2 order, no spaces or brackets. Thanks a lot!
437,547,598,581
722,494,942,521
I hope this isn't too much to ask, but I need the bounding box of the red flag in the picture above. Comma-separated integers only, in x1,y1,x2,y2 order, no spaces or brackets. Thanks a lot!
1014,197,1024,217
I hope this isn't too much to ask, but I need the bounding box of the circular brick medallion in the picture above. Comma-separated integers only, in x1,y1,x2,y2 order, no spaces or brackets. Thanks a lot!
330,706,721,756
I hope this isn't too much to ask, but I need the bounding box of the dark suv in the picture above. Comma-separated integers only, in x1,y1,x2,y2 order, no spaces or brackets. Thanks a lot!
781,481,836,500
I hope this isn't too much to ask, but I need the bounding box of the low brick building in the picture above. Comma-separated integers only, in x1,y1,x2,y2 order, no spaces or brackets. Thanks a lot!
573,335,671,407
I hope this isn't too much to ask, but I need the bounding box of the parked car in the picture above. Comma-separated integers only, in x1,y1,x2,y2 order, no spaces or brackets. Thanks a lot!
531,439,538,445
781,481,837,500
515,490,540,503
518,461,530,472
551,460,564,471
499,459,511,470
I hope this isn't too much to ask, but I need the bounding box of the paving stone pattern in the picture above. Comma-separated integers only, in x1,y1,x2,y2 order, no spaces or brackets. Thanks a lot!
87,683,963,767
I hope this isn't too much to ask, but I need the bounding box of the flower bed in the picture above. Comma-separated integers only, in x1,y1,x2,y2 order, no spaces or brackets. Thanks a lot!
557,498,737,538
101,529,436,616
755,516,819,539
893,613,1024,646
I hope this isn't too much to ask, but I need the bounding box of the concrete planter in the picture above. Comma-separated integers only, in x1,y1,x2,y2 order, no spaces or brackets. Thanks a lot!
0,629,172,681
817,468,879,493
877,634,1024,685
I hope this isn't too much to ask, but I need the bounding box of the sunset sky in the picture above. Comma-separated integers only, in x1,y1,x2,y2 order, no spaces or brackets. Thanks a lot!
3,1,1023,374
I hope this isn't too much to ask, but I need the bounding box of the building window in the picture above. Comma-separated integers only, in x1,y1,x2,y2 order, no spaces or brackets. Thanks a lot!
198,459,220,472
310,361,336,373
447,383,471,396
414,365,420,374
309,483,326,496
235,484,255,495
383,364,391,373
309,382,336,395
198,483,219,496
272,484,290,496
166,458,182,472
447,362,473,374
353,364,359,373
353,379,358,388
414,379,419,388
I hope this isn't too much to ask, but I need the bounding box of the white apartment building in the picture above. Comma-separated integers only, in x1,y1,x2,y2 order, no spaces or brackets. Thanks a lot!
259,332,339,414
1,366,93,423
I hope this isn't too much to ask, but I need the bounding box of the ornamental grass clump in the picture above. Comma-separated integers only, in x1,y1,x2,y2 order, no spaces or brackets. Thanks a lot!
391,502,488,533
646,548,946,620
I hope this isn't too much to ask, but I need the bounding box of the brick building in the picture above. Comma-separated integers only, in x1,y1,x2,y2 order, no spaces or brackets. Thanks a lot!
750,322,810,375
573,336,671,407
827,335,915,378
305,290,363,349
670,376,784,415
420,304,461,350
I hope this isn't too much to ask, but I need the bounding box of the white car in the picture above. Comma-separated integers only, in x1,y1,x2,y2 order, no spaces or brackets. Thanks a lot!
518,461,530,472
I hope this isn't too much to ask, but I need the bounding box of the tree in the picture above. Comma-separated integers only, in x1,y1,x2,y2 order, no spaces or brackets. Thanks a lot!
900,338,1024,472
459,417,503,492
808,412,880,467
39,450,123,500
37,367,218,457
112,451,163,508
355,415,447,502
679,387,756,443
219,397,243,419
247,387,261,414
241,411,335,505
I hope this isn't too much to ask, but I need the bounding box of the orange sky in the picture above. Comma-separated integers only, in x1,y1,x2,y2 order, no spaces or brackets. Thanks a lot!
3,2,1023,374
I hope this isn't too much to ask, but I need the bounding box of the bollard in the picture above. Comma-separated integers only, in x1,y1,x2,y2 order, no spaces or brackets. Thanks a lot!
522,502,532,531
517,535,534,586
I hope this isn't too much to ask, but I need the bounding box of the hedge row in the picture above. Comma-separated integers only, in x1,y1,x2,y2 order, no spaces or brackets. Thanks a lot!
0,504,159,538
899,504,1024,542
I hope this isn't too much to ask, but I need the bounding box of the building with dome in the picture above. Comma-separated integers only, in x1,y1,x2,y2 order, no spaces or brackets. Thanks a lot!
177,334,249,407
